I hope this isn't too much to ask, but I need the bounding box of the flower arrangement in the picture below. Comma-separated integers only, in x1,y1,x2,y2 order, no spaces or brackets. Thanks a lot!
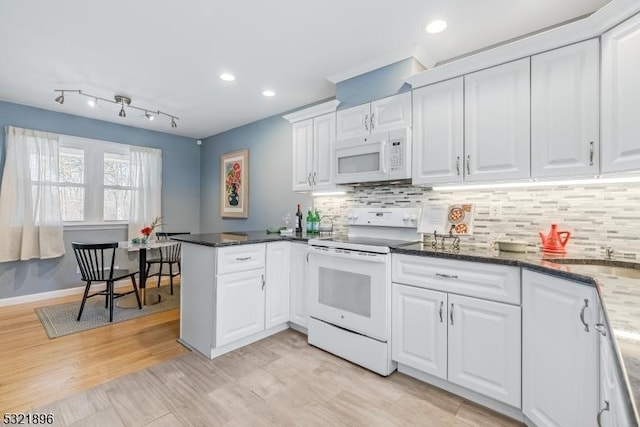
225,161,242,194
132,216,162,244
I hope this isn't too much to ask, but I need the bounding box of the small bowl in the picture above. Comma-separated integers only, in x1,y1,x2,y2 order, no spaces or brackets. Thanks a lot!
497,240,527,253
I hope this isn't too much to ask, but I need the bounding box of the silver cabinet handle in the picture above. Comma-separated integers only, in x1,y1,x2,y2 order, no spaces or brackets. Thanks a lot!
466,155,471,175
261,274,265,291
236,256,252,261
364,114,369,131
307,172,312,186
597,400,610,427
439,301,444,323
436,272,458,279
370,113,375,130
312,172,317,186
450,303,454,325
306,253,309,262
456,156,460,175
589,141,595,166
580,298,589,332
594,323,607,336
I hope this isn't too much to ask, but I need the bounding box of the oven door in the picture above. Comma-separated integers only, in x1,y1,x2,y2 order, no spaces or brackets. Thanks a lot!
333,133,389,184
307,246,390,342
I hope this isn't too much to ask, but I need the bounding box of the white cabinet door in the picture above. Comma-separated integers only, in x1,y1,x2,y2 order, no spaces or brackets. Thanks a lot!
265,242,290,329
464,58,530,182
289,242,307,328
312,112,336,191
371,92,412,133
291,119,314,191
531,39,600,178
447,294,521,408
602,13,640,174
392,284,447,379
336,103,370,140
523,270,599,427
216,269,266,347
412,78,464,186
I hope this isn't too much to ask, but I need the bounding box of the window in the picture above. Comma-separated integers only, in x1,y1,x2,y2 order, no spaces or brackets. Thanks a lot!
56,135,137,224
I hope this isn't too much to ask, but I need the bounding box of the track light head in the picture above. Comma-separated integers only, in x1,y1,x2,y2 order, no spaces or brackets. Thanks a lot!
55,92,64,104
119,106,126,117
145,111,155,121
171,117,177,128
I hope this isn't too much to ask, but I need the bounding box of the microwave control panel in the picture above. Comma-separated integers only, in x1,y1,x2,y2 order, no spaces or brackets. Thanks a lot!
389,140,403,172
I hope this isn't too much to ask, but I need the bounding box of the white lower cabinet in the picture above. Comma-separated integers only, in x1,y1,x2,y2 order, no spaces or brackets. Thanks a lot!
392,284,447,378
447,294,521,407
265,242,290,329
289,242,308,328
523,270,599,427
391,255,522,409
598,307,634,427
216,269,266,347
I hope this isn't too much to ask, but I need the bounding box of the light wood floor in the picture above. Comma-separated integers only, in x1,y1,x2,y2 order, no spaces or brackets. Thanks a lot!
0,282,188,414
2,285,522,426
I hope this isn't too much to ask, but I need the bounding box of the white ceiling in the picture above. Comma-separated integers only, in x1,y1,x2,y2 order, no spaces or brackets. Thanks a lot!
0,0,611,139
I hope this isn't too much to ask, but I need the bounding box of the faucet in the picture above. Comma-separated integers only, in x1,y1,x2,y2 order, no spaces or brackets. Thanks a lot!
605,246,614,259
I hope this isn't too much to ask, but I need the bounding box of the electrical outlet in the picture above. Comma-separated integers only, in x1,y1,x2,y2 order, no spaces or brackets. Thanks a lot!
489,203,503,219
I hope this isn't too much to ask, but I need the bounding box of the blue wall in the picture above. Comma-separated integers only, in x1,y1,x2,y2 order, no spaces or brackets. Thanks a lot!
0,101,201,299
200,113,312,233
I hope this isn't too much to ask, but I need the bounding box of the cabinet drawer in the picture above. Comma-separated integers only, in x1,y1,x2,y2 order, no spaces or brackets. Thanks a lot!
217,244,266,275
392,254,520,305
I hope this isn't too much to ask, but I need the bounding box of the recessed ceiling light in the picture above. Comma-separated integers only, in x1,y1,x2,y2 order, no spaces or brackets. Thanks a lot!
426,20,447,34
262,90,275,97
220,73,235,82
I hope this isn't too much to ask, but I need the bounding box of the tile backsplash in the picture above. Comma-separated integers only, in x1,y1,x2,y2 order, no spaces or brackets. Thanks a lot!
313,182,640,258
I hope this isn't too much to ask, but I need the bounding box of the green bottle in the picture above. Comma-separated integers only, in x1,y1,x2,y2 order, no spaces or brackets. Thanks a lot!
306,208,313,233
313,209,320,233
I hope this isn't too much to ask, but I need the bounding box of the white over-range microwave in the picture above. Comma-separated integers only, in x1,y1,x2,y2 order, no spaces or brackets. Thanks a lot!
333,128,411,184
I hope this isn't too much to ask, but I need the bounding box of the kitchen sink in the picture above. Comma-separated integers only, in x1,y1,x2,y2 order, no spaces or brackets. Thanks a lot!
542,258,640,280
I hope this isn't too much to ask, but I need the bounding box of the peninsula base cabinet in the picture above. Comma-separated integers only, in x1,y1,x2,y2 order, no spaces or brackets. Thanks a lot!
180,242,290,359
522,270,599,427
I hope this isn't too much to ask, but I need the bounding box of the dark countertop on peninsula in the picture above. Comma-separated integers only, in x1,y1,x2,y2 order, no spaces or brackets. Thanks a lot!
170,230,313,247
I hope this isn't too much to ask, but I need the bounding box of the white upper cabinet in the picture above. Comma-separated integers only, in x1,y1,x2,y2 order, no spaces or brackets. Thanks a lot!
291,119,314,191
464,58,531,182
284,100,340,192
602,12,640,174
336,92,411,140
531,39,600,178
412,77,464,185
312,113,335,190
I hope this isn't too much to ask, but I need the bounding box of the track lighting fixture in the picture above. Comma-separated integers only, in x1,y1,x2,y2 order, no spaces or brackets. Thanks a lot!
53,89,178,128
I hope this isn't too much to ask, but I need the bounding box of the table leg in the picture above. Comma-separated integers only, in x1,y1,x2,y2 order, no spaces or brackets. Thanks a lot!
139,247,147,305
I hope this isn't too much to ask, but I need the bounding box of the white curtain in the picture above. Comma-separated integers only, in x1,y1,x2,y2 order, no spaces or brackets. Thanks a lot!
0,126,65,262
128,146,162,240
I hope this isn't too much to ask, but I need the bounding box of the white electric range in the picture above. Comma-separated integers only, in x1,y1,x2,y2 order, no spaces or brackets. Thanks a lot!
306,207,421,376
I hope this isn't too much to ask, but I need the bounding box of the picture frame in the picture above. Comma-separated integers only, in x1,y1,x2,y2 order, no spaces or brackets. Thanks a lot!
220,149,249,218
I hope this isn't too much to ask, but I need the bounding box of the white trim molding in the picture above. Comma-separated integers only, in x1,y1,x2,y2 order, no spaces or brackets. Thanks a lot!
407,0,640,89
282,100,340,123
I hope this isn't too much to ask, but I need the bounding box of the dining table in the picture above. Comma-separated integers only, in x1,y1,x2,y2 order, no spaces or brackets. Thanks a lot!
116,239,180,307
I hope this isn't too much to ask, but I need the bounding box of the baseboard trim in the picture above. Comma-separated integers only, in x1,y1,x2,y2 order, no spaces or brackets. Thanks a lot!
288,322,308,335
0,278,173,308
209,323,290,359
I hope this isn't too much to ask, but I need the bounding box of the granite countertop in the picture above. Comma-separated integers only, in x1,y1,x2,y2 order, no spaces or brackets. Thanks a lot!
391,241,640,421
170,230,314,247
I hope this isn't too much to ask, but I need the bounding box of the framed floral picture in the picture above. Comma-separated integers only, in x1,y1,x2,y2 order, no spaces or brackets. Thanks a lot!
220,149,249,218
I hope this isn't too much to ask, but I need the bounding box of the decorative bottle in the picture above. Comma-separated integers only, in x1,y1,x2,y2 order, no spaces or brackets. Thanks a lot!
295,204,303,233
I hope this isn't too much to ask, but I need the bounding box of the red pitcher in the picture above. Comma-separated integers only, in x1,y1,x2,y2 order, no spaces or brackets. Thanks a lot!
539,224,571,254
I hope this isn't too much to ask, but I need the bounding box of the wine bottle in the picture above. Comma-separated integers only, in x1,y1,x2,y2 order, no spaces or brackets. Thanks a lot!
295,204,303,233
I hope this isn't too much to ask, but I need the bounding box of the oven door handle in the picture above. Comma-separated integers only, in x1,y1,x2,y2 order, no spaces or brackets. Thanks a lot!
307,247,387,263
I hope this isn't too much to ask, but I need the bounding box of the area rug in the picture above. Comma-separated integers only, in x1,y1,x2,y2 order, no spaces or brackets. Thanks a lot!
35,286,180,339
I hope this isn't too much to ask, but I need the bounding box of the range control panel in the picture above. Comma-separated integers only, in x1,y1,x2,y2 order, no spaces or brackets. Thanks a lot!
346,207,421,228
